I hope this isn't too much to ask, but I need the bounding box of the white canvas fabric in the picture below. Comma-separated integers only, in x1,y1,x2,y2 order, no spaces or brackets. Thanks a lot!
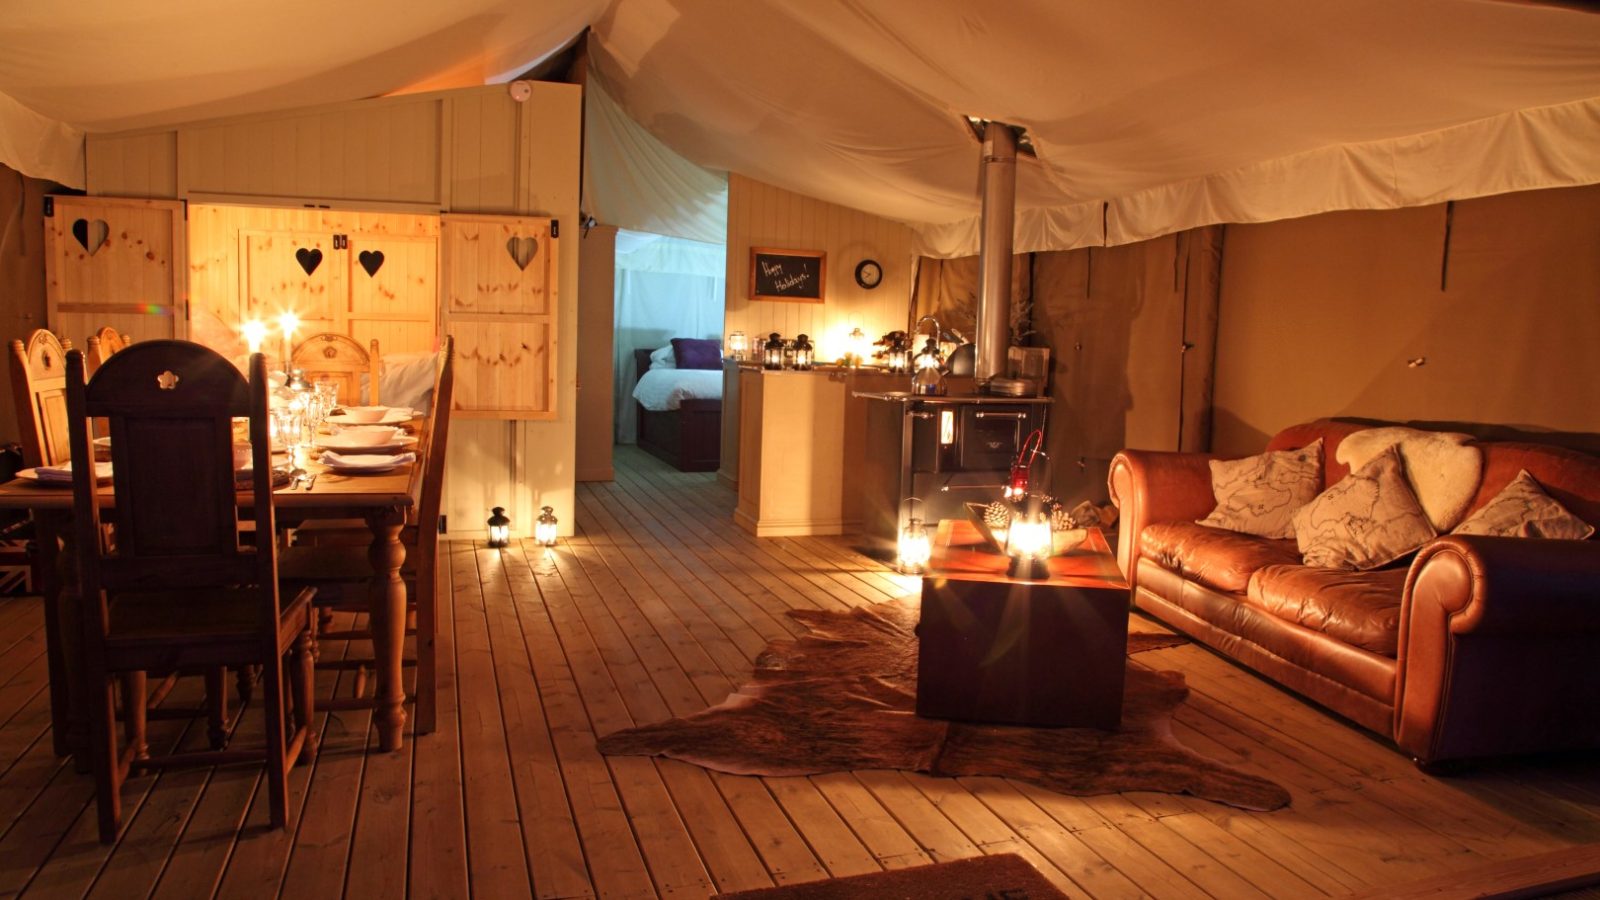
2,1,1597,246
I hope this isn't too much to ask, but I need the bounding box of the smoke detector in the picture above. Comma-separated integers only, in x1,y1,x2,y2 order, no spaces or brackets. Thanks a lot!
507,80,534,102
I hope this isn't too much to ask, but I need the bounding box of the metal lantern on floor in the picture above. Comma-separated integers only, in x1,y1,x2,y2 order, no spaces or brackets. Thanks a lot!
487,507,512,548
896,498,932,575
534,505,559,547
762,333,785,370
792,334,815,370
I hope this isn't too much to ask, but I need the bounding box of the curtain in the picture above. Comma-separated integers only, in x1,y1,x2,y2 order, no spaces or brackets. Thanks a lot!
612,231,726,443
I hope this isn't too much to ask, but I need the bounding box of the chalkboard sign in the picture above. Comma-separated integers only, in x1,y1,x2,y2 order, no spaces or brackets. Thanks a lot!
750,247,826,303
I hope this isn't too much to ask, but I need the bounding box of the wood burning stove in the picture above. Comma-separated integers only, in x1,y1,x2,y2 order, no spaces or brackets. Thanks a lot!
859,392,1050,545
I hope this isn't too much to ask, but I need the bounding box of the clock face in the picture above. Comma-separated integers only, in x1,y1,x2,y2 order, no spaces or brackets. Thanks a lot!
855,259,883,289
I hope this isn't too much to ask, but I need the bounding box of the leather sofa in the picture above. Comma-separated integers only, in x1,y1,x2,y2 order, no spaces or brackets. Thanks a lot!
1108,418,1600,766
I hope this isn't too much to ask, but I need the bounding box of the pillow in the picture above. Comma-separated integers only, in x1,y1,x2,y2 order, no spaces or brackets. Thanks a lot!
379,352,439,411
648,345,677,369
1294,445,1438,571
1198,439,1323,539
671,337,723,370
1451,470,1595,540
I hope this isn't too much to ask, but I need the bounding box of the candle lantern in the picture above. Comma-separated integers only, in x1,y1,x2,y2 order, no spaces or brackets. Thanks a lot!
844,328,870,366
1005,506,1052,580
792,334,815,370
896,497,931,575
534,506,559,547
728,331,748,361
762,333,785,370
486,507,511,549
885,334,911,374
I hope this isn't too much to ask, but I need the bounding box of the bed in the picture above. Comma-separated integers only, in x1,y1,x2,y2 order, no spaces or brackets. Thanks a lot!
633,347,723,472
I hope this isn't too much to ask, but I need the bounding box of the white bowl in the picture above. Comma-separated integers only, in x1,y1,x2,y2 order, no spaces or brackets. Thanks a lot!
329,426,402,447
339,406,390,424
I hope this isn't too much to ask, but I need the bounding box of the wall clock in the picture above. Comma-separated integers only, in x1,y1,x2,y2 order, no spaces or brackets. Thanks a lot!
854,258,883,290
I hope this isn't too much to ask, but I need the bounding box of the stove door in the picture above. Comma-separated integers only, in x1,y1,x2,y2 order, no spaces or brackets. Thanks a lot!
959,406,1030,471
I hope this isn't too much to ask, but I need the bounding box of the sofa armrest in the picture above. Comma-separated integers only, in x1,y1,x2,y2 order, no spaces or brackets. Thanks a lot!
1395,535,1600,763
1106,449,1221,591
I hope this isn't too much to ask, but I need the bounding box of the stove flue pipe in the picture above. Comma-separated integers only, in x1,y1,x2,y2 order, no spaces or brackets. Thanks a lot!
975,120,1018,387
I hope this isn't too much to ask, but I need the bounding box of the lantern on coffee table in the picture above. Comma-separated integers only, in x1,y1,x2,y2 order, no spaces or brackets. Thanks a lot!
1005,505,1052,580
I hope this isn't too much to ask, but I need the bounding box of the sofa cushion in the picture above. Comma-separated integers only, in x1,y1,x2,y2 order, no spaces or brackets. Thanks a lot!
1470,442,1600,529
1336,427,1482,532
1198,439,1322,539
1140,521,1302,594
1294,446,1438,571
1246,565,1408,657
1452,469,1596,541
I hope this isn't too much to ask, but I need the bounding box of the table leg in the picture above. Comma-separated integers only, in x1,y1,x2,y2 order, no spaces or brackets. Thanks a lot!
366,507,407,751
35,511,88,770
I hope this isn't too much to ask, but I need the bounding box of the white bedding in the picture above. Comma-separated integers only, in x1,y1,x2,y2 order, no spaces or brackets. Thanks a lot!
632,368,723,411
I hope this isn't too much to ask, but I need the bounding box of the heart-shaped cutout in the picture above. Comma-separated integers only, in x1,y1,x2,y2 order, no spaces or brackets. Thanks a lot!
295,247,323,276
72,218,110,256
506,236,537,271
358,250,385,277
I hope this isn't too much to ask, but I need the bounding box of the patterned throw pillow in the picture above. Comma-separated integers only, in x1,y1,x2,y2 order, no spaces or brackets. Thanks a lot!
1198,439,1323,539
1294,446,1438,570
1452,470,1596,540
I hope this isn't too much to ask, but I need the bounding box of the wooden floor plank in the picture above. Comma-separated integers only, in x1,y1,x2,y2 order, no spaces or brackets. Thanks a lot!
0,446,1595,899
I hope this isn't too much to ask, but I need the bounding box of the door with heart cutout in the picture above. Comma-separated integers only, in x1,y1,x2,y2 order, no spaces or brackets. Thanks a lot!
43,195,186,347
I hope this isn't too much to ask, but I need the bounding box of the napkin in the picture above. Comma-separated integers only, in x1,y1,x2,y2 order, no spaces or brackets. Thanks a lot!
319,450,417,470
33,461,113,483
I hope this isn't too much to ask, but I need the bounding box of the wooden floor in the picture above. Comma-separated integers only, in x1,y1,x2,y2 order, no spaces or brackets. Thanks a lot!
2,444,1599,899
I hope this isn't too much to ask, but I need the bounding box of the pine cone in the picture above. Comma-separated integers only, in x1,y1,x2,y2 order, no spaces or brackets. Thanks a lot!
983,501,1011,528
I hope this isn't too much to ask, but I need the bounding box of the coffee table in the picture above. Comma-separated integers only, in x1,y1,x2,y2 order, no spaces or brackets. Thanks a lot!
916,519,1130,729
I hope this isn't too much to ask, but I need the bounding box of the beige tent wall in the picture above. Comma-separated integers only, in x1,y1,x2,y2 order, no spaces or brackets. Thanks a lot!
576,224,616,482
81,82,583,539
1212,184,1600,455
1031,228,1224,506
0,164,54,445
725,174,917,357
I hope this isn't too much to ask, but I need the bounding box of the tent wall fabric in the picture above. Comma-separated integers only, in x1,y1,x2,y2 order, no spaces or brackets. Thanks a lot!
0,92,83,188
583,73,728,245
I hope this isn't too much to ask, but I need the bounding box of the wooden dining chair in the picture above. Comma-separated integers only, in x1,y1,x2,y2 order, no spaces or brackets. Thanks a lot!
84,326,129,378
64,342,318,843
278,336,453,733
9,329,74,469
290,333,381,407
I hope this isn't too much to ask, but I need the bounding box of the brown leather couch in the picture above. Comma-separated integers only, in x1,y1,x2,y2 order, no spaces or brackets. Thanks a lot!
1108,418,1600,766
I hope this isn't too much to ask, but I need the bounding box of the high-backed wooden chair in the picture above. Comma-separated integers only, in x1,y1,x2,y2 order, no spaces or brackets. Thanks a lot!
65,342,318,843
279,336,453,733
290,333,380,407
84,327,129,378
9,329,74,469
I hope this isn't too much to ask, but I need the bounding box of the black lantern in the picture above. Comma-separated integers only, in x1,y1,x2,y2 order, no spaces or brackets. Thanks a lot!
486,507,511,548
534,505,559,546
762,333,785,370
792,334,815,370
885,334,912,373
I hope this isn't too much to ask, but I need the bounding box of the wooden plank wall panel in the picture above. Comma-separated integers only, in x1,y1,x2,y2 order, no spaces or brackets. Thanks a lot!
44,196,185,344
177,98,444,204
84,132,178,199
449,92,520,215
724,174,916,362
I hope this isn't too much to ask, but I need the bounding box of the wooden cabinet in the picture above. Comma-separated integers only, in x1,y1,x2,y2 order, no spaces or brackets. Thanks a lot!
439,213,558,420
734,368,848,536
43,196,186,345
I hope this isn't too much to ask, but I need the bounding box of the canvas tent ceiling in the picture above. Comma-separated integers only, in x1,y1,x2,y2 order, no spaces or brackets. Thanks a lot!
2,0,1596,254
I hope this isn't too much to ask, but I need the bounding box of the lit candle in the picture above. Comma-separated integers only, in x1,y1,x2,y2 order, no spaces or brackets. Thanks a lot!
277,310,300,370
241,319,268,354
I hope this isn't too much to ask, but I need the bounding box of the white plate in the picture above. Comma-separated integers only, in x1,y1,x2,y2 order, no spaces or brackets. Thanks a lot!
16,462,113,484
318,451,416,475
325,408,416,426
317,434,418,454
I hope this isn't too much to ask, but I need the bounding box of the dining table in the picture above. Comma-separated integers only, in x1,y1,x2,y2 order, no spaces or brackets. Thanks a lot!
0,417,427,767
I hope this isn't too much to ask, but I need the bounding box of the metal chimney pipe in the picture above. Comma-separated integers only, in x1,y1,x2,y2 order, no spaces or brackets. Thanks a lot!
975,120,1017,386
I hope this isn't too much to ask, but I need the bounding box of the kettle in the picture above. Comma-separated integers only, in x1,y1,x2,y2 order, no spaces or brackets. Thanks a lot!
910,362,947,396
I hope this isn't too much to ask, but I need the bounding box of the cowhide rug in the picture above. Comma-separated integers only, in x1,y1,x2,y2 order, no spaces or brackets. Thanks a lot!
597,599,1291,811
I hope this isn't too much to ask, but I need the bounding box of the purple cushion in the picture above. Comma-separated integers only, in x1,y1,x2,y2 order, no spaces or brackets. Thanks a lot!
671,338,723,370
